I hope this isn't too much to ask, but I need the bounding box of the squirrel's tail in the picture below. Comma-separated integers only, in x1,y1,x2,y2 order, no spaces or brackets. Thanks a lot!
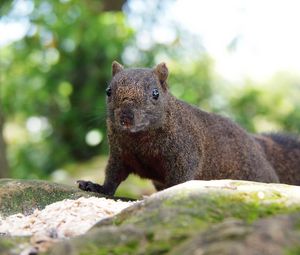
254,133,300,185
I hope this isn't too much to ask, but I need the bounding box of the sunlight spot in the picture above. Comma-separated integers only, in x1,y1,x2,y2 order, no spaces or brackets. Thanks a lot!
45,48,60,65
26,116,50,134
51,169,70,182
257,191,265,199
62,38,76,52
85,130,103,146
26,116,52,142
58,81,73,97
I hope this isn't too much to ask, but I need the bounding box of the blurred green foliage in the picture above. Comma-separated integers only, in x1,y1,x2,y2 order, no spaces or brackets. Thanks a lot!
1,0,133,178
228,74,300,133
1,0,300,181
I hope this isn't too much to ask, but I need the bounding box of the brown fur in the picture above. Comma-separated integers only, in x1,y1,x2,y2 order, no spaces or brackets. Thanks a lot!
254,133,300,185
78,62,300,195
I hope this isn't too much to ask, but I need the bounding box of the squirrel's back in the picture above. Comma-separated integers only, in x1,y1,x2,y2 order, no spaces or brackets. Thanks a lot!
170,98,279,182
254,133,300,185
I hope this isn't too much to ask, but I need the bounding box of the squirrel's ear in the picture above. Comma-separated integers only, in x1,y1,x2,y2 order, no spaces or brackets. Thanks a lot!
112,61,124,76
154,62,168,91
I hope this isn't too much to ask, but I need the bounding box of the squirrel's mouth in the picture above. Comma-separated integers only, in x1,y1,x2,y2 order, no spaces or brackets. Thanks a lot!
119,119,150,133
120,111,134,127
120,119,134,131
114,108,150,133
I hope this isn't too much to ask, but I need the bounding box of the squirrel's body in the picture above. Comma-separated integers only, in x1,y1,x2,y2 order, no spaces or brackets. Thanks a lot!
254,133,300,185
78,62,300,195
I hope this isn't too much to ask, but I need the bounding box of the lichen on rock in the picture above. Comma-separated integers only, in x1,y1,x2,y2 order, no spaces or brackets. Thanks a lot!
0,178,104,217
47,180,300,255
2,179,300,255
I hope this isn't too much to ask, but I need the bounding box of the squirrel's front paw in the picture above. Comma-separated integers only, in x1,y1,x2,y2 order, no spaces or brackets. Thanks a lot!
77,180,104,193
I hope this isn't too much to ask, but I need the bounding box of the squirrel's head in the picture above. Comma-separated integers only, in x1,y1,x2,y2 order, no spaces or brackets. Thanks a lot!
106,61,169,133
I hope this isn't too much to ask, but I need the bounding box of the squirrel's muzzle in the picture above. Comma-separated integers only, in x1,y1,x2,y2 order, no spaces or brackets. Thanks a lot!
113,107,150,133
120,110,134,127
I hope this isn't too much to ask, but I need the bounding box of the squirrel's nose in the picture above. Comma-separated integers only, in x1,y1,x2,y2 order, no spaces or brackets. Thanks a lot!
120,110,134,127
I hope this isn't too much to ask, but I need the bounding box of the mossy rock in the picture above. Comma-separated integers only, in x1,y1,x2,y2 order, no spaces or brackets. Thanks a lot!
0,236,31,255
171,214,300,255
47,180,300,255
0,178,103,217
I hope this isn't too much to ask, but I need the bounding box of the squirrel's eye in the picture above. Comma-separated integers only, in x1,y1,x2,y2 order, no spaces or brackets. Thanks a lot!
152,88,159,100
106,87,112,97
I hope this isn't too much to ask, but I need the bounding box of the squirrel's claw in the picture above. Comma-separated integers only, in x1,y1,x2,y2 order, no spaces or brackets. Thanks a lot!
77,180,104,193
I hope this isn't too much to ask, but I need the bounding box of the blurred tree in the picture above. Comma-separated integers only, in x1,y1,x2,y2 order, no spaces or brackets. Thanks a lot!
0,1,13,16
3,0,298,182
228,75,300,134
0,0,13,178
1,0,133,178
0,107,9,178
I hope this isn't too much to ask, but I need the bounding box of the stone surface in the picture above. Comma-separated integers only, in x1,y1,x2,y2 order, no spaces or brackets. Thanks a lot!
171,214,300,255
0,236,32,255
2,179,300,254
46,180,300,255
0,178,102,217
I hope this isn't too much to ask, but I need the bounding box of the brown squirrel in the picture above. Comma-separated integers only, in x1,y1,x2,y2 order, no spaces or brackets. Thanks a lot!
77,61,300,195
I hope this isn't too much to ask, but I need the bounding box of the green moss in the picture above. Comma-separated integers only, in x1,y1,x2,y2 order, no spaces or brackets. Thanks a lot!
143,241,172,255
285,246,300,255
101,189,300,255
0,239,15,250
44,182,300,255
106,208,207,254
0,179,100,216
0,236,31,254
207,195,286,222
160,191,299,224
79,243,139,255
294,216,300,231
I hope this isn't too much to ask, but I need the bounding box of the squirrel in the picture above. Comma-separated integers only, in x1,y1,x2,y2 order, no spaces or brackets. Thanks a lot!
77,61,300,195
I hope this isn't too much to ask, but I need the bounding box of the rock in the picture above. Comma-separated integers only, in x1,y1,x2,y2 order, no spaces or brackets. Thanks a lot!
48,225,146,255
2,179,300,254
0,179,103,217
171,214,300,255
46,180,300,255
0,236,32,255
0,179,134,255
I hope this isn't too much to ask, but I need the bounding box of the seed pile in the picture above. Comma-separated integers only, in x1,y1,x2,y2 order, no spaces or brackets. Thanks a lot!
0,197,135,239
